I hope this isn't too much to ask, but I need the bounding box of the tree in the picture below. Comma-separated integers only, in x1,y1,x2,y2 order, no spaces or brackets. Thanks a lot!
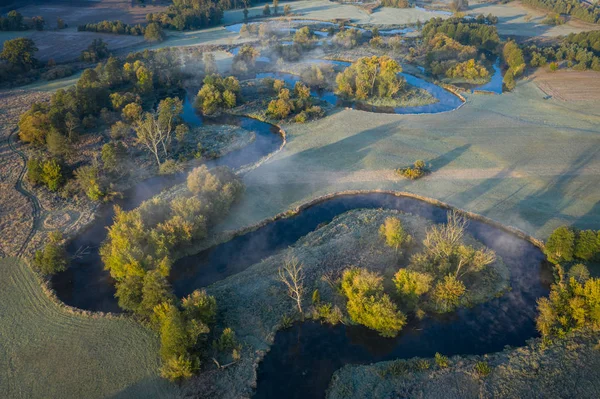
243,7,249,22
341,268,406,337
182,289,217,325
41,158,64,191
568,264,590,284
31,16,45,31
33,231,68,275
110,121,130,139
19,108,50,145
135,65,154,92
263,4,271,16
574,230,599,261
46,130,71,157
393,269,433,304
1,37,38,71
144,22,165,42
101,142,127,173
64,112,80,142
273,0,279,15
135,112,166,167
336,56,404,100
379,217,412,254
140,270,175,317
74,164,104,200
284,4,292,15
545,226,575,263
433,275,465,312
57,17,66,30
122,102,143,122
278,257,305,314
157,97,183,157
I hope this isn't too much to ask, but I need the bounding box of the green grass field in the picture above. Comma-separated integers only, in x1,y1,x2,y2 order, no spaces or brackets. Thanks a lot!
0,258,178,399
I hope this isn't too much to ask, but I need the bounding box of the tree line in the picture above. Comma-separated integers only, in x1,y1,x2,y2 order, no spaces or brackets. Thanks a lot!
77,20,166,42
521,0,600,24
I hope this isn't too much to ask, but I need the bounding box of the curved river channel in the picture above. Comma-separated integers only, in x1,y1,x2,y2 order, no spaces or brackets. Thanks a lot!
50,62,538,399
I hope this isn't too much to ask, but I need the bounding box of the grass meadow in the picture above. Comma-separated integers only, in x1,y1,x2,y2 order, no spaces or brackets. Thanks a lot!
220,77,600,240
0,258,178,399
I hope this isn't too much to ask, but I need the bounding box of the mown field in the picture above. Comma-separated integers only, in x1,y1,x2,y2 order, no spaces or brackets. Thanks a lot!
0,258,178,399
220,77,600,240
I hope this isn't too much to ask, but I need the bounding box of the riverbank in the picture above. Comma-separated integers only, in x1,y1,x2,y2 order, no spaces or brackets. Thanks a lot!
327,327,600,398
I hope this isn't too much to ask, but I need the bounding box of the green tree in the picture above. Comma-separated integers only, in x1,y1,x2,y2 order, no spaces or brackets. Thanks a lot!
144,22,165,42
284,4,292,15
574,230,599,261
122,102,143,122
74,164,104,200
568,263,591,284
0,37,38,70
341,268,407,337
182,289,218,325
379,217,412,253
46,130,71,157
141,270,175,318
101,142,127,173
433,274,465,312
33,231,68,275
18,109,51,145
545,226,575,263
273,0,279,15
393,269,433,306
41,158,64,191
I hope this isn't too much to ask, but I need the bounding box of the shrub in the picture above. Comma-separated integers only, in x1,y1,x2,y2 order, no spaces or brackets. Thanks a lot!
379,217,413,253
33,231,68,275
396,160,428,180
474,361,492,377
435,352,450,368
159,159,183,175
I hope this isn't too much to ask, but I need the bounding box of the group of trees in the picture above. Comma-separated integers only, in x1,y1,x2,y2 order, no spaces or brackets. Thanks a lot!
146,0,224,31
195,74,241,115
0,10,54,32
100,164,243,378
521,31,600,72
232,44,259,73
422,17,500,51
425,33,480,78
381,0,410,8
32,231,69,275
502,40,526,90
332,28,363,49
337,212,496,337
336,56,405,101
80,39,111,63
521,0,600,24
77,20,165,42
265,80,324,122
0,37,39,72
20,49,185,197
445,58,489,80
536,264,600,339
544,226,600,264
396,160,428,180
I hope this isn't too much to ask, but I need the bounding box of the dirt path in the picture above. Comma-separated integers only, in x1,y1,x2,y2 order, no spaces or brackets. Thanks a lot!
2,129,42,258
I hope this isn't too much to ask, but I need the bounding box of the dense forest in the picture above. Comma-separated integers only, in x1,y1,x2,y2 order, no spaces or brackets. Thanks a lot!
521,0,600,24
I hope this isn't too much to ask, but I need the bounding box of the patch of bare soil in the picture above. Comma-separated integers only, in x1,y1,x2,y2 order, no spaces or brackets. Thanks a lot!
532,69,600,102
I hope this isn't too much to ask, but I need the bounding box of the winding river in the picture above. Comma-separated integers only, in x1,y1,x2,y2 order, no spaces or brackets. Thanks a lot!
47,47,535,399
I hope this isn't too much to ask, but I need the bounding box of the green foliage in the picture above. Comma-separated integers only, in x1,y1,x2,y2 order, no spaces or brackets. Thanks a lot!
78,20,146,36
445,59,489,80
182,289,217,325
333,28,362,49
569,264,590,284
1,37,38,71
101,142,127,173
80,39,110,63
160,354,197,381
393,269,433,307
0,10,26,31
474,361,492,377
215,328,237,352
336,56,404,101
263,4,271,16
146,0,223,31
195,74,240,115
537,276,600,338
312,289,321,304
521,0,600,24
545,226,575,263
423,17,500,51
379,217,413,253
74,165,104,201
435,352,450,368
284,4,292,15
232,45,259,73
144,22,166,42
381,0,409,7
574,230,600,261
341,268,407,337
396,160,428,180
33,231,68,275
41,158,64,191
433,274,466,312
312,303,343,325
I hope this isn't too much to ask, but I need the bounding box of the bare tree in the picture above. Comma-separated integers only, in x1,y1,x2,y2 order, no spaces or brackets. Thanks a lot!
278,257,305,314
135,112,165,167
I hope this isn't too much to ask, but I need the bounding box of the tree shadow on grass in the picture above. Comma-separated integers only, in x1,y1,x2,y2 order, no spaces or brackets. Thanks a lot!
278,121,400,172
428,144,471,172
517,145,600,231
